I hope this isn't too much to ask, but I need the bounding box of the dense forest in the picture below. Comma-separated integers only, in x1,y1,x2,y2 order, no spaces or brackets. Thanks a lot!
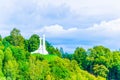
0,28,120,80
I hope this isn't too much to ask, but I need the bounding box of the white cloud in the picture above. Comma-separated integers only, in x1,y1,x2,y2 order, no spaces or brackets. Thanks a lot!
1,0,120,24
31,0,120,17
0,0,120,30
87,19,120,39
34,18,120,52
35,24,78,38
64,0,120,17
35,18,120,39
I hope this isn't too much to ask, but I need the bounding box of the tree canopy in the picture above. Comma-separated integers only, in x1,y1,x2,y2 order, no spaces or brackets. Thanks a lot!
0,28,120,80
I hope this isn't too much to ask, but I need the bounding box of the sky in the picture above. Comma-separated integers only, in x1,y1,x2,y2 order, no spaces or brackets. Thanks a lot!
1,0,120,53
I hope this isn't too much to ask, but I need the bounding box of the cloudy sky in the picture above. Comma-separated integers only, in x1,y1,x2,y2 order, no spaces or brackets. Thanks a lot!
1,0,120,53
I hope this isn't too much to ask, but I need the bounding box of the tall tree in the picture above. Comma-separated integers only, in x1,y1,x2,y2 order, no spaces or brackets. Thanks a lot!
10,28,24,47
4,28,24,48
73,47,87,69
28,34,40,52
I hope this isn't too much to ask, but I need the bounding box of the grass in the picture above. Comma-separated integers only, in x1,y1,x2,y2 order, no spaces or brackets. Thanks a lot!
31,53,58,62
43,54,59,62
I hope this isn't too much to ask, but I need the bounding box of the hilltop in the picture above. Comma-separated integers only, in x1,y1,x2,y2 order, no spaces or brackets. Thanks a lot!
1,28,120,80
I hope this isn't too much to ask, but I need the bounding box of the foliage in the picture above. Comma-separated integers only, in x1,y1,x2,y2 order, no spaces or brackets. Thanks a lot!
28,34,40,52
4,28,24,48
0,38,104,80
71,46,120,79
73,47,87,69
93,64,109,78
46,41,62,57
62,53,73,60
2,28,120,80
3,60,19,80
43,54,59,62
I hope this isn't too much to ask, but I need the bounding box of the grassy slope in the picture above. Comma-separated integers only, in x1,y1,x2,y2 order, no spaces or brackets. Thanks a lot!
43,54,59,62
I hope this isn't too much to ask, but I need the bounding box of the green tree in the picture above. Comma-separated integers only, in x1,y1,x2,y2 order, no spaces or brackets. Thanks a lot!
24,39,29,51
86,46,111,73
108,51,120,80
46,41,54,54
55,48,62,57
0,41,4,51
0,50,4,68
4,60,19,80
62,53,73,60
4,28,24,48
17,61,29,80
10,46,26,61
10,28,24,47
28,55,50,80
46,41,61,57
93,64,109,78
28,34,40,52
0,50,5,78
50,57,70,79
3,47,19,80
73,47,87,69
4,48,14,61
